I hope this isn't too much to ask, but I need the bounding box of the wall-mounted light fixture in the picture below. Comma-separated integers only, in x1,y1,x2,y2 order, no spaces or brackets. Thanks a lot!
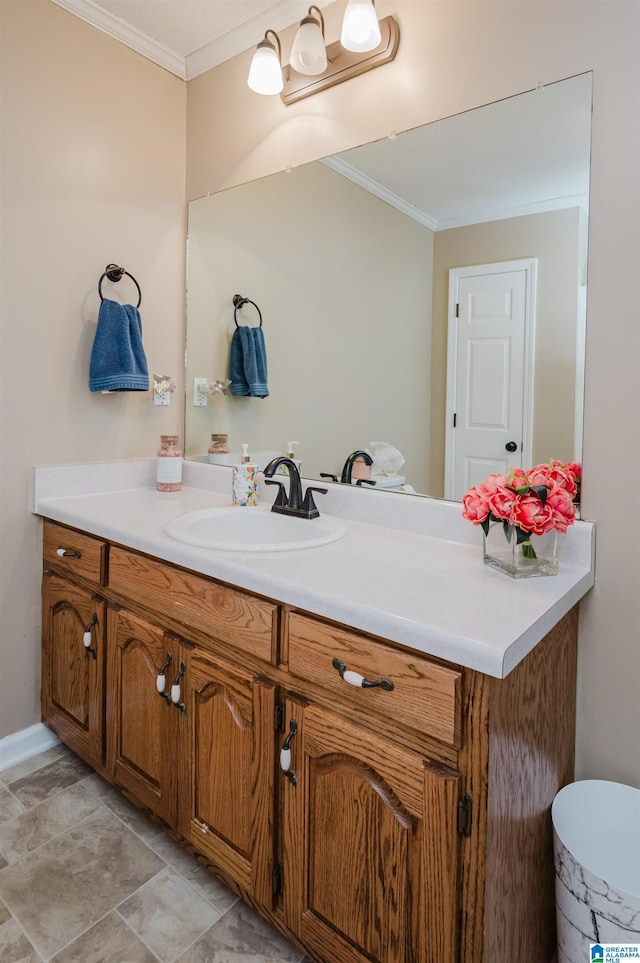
341,0,381,51
247,0,399,105
247,29,284,95
289,5,327,75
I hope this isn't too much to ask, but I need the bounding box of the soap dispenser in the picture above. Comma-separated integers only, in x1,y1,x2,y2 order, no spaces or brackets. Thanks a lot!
232,444,258,506
277,442,302,477
286,441,301,471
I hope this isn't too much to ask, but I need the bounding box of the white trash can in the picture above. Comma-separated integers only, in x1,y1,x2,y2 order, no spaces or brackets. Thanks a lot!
552,780,640,962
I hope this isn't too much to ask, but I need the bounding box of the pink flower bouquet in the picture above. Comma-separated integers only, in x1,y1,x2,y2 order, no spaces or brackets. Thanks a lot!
462,460,581,560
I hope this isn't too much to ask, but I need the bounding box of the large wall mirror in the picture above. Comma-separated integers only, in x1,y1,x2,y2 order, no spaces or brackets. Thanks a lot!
185,72,591,501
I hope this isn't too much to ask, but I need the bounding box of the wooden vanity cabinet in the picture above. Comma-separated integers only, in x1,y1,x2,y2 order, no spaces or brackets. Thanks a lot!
106,604,188,827
281,698,461,963
279,611,466,962
42,572,106,769
105,541,281,902
184,648,277,909
106,606,277,901
41,520,578,963
41,522,109,768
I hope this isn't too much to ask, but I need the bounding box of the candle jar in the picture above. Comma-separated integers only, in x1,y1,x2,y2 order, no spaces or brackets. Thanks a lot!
208,433,230,455
351,457,372,482
157,435,183,491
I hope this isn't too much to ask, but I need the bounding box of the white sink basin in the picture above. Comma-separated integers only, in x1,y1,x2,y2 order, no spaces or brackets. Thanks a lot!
164,505,347,552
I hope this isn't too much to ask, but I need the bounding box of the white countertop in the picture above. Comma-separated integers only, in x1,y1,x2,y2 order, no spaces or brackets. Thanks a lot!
33,460,595,679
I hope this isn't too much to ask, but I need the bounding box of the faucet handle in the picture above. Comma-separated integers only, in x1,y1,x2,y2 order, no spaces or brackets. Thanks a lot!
301,485,327,519
264,478,288,508
320,473,338,483
356,478,377,487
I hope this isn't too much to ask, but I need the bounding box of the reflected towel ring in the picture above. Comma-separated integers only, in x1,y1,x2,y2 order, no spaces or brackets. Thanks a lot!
233,294,263,329
98,263,142,308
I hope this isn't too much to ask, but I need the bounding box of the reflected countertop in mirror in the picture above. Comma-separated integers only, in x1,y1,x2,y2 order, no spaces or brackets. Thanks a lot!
184,72,592,501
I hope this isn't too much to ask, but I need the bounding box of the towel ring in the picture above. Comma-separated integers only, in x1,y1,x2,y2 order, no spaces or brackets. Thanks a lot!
98,263,142,308
233,294,263,329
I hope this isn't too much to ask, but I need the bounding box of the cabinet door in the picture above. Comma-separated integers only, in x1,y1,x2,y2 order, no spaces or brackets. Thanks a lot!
282,701,462,963
42,573,105,767
107,606,187,827
184,649,276,907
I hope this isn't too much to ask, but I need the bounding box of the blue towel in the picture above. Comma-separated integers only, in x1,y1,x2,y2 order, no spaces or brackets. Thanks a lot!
89,299,149,392
229,326,269,398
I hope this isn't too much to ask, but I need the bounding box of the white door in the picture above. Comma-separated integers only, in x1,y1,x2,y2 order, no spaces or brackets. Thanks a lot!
444,259,536,501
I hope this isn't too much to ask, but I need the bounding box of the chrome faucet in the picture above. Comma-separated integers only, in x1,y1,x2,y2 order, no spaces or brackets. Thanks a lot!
340,450,375,486
263,457,327,519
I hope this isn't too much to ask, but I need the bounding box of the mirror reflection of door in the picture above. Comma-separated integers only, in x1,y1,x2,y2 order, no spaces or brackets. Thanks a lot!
444,259,537,500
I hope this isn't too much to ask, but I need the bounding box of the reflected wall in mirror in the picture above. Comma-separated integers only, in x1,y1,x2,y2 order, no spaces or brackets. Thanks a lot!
185,72,591,500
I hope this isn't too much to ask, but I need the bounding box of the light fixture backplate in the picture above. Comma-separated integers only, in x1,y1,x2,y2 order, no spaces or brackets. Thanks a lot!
280,15,399,105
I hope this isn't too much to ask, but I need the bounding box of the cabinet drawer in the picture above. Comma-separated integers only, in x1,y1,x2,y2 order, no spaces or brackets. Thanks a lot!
287,612,462,748
108,547,277,663
43,521,107,585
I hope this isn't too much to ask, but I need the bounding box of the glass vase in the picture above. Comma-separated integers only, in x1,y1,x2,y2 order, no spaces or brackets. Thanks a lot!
482,520,559,578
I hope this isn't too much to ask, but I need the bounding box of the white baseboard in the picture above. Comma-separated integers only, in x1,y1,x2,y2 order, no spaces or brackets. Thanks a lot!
0,723,60,773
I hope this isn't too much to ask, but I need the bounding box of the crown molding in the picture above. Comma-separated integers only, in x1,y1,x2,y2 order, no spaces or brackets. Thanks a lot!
436,194,590,231
186,0,333,81
322,156,439,232
51,0,187,78
323,157,589,232
51,0,334,82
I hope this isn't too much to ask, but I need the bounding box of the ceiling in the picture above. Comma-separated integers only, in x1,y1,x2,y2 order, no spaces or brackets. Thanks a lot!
51,0,332,79
327,72,592,230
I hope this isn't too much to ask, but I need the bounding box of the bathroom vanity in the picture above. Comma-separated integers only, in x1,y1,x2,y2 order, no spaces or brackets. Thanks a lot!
35,461,595,963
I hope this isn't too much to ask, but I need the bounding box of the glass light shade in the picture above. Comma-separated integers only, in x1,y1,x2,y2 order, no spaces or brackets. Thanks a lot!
290,20,327,75
247,41,283,95
340,0,381,52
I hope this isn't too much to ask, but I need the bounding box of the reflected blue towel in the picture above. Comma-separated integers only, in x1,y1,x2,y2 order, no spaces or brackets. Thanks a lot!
89,299,149,392
229,326,269,398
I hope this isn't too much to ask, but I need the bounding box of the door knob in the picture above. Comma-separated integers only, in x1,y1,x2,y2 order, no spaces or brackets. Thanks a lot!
505,441,518,452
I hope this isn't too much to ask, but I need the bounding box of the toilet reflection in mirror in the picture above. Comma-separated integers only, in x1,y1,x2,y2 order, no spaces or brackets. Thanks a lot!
184,72,592,501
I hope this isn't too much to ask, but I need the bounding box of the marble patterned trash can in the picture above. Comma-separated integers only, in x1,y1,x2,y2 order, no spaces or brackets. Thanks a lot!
552,780,640,962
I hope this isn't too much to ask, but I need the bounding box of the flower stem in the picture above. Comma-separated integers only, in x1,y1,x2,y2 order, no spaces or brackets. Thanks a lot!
521,540,538,559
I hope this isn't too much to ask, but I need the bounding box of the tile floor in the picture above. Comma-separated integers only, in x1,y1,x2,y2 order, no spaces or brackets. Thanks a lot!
0,745,311,962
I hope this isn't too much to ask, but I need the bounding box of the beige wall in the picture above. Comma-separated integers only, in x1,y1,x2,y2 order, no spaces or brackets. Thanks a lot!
0,0,186,739
185,161,433,488
186,1,640,788
1,0,638,789
429,208,585,496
